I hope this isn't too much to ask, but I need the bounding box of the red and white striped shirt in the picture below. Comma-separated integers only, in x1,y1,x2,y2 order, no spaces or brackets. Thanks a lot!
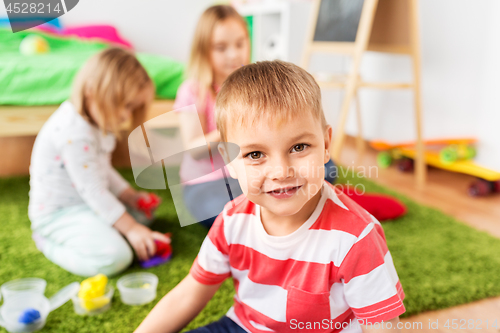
190,181,405,333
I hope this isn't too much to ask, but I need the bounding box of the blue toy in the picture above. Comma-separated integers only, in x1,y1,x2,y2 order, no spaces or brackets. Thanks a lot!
18,308,41,324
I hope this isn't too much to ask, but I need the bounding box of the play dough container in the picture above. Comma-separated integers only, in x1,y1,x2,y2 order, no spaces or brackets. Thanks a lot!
71,285,114,316
1,279,47,302
0,282,79,333
117,273,158,306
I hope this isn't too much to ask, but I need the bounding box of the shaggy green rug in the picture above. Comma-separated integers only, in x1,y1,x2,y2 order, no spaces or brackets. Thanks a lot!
1,168,500,332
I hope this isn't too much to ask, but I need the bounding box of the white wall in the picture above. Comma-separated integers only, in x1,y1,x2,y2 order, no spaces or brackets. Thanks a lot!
476,0,500,170
61,0,218,62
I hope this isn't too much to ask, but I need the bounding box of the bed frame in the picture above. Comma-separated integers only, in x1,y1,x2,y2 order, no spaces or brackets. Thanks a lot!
0,100,178,176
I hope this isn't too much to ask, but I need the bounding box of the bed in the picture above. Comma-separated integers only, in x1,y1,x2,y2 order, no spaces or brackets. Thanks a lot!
0,27,183,137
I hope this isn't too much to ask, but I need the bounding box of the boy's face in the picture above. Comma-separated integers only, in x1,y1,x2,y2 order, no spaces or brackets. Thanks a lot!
221,111,332,218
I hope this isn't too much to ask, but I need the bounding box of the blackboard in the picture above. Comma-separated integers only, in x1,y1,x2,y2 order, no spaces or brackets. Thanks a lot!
313,0,365,42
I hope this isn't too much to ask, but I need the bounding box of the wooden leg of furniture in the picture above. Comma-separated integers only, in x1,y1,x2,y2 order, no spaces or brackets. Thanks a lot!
410,0,426,188
354,91,366,157
331,75,357,161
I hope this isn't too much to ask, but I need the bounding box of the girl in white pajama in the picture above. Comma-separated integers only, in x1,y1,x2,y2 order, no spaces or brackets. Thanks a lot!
28,48,170,277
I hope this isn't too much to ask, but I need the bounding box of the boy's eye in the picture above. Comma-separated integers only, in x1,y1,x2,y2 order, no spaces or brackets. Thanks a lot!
291,144,309,153
246,151,263,160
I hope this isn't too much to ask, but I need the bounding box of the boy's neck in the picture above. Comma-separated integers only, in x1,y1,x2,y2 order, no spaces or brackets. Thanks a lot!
260,187,323,237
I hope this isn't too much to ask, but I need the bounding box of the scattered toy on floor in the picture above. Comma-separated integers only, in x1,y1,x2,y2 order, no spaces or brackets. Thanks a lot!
339,185,407,221
468,179,500,197
78,274,109,311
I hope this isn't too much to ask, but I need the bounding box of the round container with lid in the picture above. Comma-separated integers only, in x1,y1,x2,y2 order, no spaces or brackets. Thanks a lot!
117,273,158,306
1,279,46,302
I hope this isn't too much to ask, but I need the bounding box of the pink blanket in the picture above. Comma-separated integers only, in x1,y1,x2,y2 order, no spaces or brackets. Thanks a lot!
37,24,133,49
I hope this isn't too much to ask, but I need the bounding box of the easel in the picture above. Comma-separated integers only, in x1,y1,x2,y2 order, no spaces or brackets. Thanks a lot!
302,0,426,187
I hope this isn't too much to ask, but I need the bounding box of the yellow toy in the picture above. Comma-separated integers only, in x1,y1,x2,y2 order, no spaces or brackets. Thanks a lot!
19,35,50,55
78,274,110,311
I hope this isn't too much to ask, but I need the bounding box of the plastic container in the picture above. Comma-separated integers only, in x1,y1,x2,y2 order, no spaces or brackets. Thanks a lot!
71,285,114,316
0,282,79,333
117,273,158,306
1,279,47,302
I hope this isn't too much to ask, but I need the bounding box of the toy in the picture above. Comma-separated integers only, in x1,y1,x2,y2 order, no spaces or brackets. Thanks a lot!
17,308,40,324
0,282,79,333
439,144,476,164
468,179,500,197
338,185,407,221
117,273,158,305
1,278,46,302
19,35,50,55
140,233,172,269
371,138,477,169
137,193,160,219
77,274,110,311
370,138,500,180
370,138,500,196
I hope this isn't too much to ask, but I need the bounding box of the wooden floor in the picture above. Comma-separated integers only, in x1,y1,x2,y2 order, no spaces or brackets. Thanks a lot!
338,138,500,333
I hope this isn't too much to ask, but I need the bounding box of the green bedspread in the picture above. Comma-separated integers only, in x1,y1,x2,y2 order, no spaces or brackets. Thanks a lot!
0,28,185,105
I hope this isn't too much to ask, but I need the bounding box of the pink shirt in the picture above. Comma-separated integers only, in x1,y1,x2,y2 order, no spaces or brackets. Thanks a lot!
174,80,227,186
190,181,406,333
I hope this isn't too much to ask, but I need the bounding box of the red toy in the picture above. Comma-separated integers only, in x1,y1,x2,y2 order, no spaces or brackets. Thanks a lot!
140,233,172,268
339,185,407,221
468,179,500,197
137,193,161,219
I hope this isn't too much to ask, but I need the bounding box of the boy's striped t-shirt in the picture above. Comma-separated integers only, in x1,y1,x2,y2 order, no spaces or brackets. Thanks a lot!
190,181,405,333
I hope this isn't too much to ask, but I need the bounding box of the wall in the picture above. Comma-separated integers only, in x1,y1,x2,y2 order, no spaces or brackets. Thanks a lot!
61,0,217,62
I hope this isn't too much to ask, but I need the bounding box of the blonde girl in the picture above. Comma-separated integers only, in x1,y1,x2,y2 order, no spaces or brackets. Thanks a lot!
174,5,251,228
174,5,337,229
28,47,169,277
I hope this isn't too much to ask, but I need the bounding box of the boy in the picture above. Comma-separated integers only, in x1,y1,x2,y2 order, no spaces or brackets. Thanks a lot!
135,61,405,333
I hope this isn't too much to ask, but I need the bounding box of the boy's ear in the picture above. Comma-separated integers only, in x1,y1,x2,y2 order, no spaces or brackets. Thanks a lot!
324,125,333,164
218,142,238,179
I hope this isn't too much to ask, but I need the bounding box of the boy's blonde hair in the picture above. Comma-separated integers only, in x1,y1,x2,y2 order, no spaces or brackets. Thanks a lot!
188,5,249,107
216,60,328,142
71,47,153,138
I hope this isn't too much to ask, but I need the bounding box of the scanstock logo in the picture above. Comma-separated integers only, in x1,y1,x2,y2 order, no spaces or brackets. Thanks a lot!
3,0,79,32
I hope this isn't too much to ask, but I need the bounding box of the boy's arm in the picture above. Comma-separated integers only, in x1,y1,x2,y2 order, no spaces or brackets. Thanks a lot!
135,273,223,333
360,317,401,333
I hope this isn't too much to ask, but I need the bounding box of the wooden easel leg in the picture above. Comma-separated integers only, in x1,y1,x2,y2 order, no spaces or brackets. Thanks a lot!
410,0,426,188
331,75,357,161
331,0,378,162
354,91,365,157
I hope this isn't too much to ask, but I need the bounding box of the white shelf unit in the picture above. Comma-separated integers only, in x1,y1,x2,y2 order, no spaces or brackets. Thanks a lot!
235,1,312,65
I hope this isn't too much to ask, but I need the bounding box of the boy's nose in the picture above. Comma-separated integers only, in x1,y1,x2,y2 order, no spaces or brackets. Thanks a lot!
267,159,293,181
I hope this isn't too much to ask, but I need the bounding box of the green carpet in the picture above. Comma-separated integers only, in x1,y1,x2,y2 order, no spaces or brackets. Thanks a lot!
1,168,500,332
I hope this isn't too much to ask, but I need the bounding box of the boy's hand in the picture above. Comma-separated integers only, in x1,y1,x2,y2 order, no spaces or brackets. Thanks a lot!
135,274,223,333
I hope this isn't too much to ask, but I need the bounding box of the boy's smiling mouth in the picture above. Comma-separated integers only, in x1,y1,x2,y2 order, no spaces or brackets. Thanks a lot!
265,185,303,199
